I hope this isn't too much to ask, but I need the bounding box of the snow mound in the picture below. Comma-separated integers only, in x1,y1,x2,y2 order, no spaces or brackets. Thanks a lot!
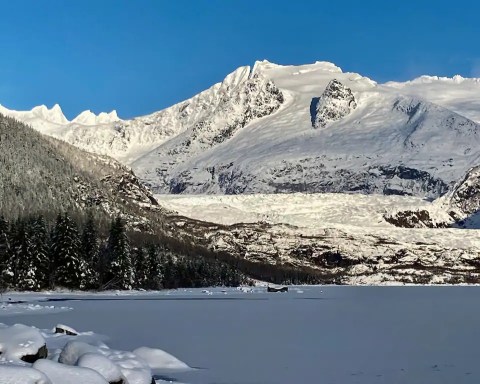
0,366,51,384
133,346,191,371
0,324,45,362
58,341,101,365
59,340,154,384
0,322,191,384
76,353,124,383
33,359,108,384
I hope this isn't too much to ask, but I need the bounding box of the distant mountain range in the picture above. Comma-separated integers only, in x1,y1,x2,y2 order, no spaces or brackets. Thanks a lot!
4,61,480,284
3,60,480,198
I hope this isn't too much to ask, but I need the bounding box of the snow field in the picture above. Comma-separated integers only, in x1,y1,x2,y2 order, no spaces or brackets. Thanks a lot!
157,192,480,255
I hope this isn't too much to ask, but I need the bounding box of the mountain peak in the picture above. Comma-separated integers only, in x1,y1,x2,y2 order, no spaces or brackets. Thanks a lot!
72,110,95,124
312,79,357,128
31,104,68,124
313,61,343,73
251,60,282,77
98,110,120,124
72,109,120,125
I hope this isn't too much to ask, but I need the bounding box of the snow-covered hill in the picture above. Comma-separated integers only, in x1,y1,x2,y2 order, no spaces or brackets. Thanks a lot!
4,60,480,197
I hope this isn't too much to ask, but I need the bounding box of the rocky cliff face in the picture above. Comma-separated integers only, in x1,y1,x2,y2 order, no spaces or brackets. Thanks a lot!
311,79,357,128
134,70,285,193
444,166,480,215
168,159,448,198
384,164,480,229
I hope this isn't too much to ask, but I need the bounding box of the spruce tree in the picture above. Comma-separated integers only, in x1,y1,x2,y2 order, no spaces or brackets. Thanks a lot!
0,216,11,291
27,216,49,289
162,252,177,289
146,244,163,290
81,215,100,288
106,217,134,289
11,220,35,290
50,213,86,289
133,246,148,289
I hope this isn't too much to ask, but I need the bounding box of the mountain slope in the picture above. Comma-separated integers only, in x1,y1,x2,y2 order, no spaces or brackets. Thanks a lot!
0,113,158,227
133,62,480,197
4,60,480,198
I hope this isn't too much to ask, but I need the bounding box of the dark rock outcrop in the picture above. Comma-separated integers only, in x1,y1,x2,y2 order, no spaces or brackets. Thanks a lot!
312,79,357,128
267,286,288,292
384,209,448,228
20,344,48,363
102,170,158,206
55,325,78,336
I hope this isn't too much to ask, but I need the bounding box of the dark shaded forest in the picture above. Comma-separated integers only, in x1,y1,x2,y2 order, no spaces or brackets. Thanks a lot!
0,214,248,291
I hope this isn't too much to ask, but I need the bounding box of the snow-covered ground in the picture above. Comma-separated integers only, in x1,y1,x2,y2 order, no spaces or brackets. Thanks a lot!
0,294,193,383
0,302,71,316
158,192,478,250
1,287,480,384
157,192,433,228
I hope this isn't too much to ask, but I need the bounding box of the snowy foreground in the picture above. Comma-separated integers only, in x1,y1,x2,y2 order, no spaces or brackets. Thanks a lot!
0,295,192,384
1,287,480,384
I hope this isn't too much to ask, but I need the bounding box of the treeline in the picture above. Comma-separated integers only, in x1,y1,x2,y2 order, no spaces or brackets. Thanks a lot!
0,213,248,291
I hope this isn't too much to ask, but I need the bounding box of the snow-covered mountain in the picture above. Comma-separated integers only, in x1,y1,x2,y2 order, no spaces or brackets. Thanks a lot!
4,60,480,198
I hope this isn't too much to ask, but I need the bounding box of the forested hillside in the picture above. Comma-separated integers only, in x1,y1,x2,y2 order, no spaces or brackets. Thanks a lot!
0,113,153,225
0,114,252,290
0,213,247,291
0,114,330,289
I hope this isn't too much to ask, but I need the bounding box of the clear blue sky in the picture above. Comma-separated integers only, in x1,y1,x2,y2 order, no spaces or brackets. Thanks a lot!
0,0,479,119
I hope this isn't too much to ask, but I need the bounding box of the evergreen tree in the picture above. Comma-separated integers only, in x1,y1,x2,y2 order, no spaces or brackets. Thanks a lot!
133,246,148,289
106,217,134,289
0,216,11,290
162,251,177,289
146,244,163,290
50,213,86,289
81,215,100,288
11,220,35,290
27,216,50,289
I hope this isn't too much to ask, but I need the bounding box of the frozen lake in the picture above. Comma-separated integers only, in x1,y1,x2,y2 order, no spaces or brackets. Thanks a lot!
2,286,480,384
